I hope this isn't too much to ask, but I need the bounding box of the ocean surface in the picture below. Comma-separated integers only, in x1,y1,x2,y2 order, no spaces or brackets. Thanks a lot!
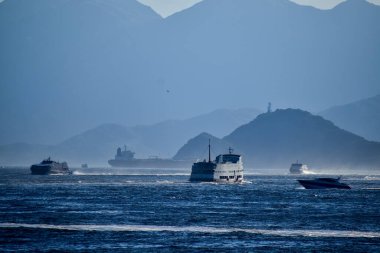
1,167,380,252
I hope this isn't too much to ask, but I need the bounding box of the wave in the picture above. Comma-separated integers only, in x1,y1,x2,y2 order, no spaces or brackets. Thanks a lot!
302,170,317,175
198,180,252,185
364,176,380,181
156,180,175,184
72,171,115,176
1,223,379,238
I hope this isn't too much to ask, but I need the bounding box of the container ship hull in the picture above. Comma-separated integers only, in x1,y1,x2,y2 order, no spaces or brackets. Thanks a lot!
108,158,191,169
108,147,191,169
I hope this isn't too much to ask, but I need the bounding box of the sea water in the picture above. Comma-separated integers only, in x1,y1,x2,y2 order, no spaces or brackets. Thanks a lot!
0,167,379,252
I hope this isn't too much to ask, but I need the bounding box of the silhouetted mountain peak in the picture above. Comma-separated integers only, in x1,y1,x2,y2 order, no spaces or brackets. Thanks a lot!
336,0,375,9
173,132,232,161
176,108,380,169
197,132,215,139
227,109,339,143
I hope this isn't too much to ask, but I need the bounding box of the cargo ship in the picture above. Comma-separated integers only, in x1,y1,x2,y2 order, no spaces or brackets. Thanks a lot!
108,146,191,168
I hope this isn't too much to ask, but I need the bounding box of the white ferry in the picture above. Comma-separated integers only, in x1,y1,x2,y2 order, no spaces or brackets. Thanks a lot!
189,142,244,182
289,162,309,174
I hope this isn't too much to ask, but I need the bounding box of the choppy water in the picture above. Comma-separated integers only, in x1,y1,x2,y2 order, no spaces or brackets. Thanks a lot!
1,167,380,252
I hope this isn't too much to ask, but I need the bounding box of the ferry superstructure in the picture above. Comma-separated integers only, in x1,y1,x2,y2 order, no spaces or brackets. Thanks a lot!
30,157,71,175
190,141,244,182
214,150,244,182
289,162,309,174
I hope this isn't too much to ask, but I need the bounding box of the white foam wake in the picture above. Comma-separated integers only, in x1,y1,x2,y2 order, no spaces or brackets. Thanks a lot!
0,223,379,238
364,176,380,181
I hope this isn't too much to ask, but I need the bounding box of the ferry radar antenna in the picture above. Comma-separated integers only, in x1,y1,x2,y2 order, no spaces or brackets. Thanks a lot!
208,139,211,163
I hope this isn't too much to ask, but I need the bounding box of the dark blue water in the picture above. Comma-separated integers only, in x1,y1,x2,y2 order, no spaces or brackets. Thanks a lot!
1,168,380,252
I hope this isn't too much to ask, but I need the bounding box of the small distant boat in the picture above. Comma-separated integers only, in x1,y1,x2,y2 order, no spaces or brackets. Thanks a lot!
81,163,88,169
289,162,309,174
30,157,71,175
298,177,351,189
190,140,244,183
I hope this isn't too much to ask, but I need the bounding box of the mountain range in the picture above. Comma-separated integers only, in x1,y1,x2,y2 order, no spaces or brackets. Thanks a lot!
174,109,380,170
0,108,260,165
320,94,380,142
0,0,162,144
1,0,380,145
2,106,379,172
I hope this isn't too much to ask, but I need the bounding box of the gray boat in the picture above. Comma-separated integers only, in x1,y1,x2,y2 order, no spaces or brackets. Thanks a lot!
30,157,71,175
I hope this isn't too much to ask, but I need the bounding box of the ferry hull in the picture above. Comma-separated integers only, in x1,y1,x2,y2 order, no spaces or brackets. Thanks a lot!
30,165,51,175
189,162,216,182
213,163,244,182
189,154,244,183
30,164,71,175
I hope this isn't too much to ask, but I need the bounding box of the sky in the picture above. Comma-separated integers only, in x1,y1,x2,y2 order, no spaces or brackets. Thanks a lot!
0,0,379,145
138,0,380,17
0,0,379,16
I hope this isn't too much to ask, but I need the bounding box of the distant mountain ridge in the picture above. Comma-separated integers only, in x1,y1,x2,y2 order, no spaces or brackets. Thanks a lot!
0,0,162,145
1,0,380,145
320,94,380,142
0,108,260,165
174,109,380,170
173,132,232,162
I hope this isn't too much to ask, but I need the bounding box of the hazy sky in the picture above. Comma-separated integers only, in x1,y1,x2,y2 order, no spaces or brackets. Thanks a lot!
138,0,380,17
0,0,379,16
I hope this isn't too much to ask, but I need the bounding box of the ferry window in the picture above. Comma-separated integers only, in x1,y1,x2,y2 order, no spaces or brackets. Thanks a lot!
229,176,234,179
219,155,240,163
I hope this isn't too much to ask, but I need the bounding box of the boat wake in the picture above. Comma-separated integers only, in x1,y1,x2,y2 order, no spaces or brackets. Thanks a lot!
1,223,379,238
73,171,116,176
364,176,380,181
302,170,317,175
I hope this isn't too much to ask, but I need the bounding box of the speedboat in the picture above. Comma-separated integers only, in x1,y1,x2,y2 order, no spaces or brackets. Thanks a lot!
298,177,351,189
